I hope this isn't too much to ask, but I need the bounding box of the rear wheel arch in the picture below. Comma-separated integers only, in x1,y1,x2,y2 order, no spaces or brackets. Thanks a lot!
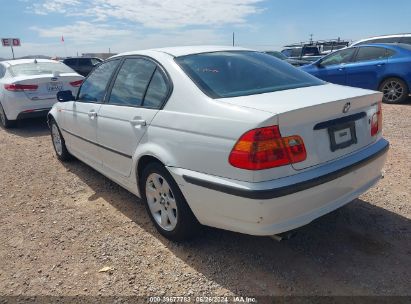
137,155,165,191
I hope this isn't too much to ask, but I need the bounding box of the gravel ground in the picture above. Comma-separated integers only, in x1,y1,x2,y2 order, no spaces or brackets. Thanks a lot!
0,101,410,298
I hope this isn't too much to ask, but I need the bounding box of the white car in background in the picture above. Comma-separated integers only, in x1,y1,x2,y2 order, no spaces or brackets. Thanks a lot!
48,46,389,241
0,59,84,128
351,33,411,46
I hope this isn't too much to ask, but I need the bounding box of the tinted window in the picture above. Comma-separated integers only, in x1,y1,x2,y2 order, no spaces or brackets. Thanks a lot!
109,58,156,107
291,48,302,57
78,58,93,66
144,69,169,108
320,48,356,66
64,58,77,66
176,51,324,99
10,62,76,76
78,60,119,103
265,51,287,60
281,49,292,57
355,47,388,62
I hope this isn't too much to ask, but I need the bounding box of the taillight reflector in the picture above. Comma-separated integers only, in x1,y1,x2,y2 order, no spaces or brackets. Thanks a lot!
4,84,38,91
229,125,307,170
70,80,83,87
371,101,382,136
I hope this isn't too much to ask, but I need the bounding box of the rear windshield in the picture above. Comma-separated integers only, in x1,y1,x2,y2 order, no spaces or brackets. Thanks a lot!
10,62,75,76
175,51,324,98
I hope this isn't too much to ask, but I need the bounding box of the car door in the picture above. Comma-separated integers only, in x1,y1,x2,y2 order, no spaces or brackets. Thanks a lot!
62,59,120,168
97,57,171,177
346,46,390,90
315,48,357,85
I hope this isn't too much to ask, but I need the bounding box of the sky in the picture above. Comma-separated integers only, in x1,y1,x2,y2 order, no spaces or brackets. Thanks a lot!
0,0,410,59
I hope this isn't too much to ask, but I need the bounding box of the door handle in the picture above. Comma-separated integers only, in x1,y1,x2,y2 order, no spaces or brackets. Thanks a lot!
338,67,345,71
88,110,97,118
376,63,385,67
130,119,146,126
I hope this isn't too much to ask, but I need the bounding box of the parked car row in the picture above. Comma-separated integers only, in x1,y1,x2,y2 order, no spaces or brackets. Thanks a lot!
301,43,411,104
0,59,83,128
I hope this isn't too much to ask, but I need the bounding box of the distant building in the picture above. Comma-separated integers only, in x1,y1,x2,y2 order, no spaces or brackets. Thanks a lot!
82,53,116,60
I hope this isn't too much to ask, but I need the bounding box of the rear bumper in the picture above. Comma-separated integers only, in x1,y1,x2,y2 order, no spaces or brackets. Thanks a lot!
168,139,389,236
16,108,51,120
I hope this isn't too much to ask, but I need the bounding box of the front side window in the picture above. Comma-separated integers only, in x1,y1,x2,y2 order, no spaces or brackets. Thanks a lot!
176,51,324,99
355,47,389,62
77,59,119,103
320,48,356,66
400,36,411,44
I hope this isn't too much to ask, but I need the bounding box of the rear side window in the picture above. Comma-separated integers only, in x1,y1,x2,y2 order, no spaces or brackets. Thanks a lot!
143,69,169,108
108,58,156,107
355,47,389,62
78,59,119,103
176,51,324,99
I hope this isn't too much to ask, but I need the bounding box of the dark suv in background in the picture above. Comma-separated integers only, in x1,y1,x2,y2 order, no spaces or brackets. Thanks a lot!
62,57,103,76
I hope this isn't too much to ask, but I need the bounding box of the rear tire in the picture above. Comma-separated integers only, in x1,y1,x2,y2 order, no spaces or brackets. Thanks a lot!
379,78,409,104
141,162,200,241
50,118,72,161
0,102,16,129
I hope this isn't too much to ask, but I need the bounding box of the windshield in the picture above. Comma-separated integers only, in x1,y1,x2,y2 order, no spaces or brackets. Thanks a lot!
10,62,76,76
175,51,324,98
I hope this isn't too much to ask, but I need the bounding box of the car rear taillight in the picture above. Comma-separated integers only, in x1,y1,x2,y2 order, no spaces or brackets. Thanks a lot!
371,101,382,136
229,125,307,170
4,84,38,91
69,80,83,87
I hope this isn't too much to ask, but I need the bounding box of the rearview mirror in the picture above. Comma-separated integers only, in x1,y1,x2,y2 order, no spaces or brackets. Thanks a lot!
57,90,75,102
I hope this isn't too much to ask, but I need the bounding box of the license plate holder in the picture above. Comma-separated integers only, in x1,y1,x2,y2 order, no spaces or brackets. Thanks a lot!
47,82,63,92
327,121,357,152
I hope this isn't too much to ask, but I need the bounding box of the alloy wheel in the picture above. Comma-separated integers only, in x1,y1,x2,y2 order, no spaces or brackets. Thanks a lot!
51,124,63,156
145,173,178,231
382,80,404,103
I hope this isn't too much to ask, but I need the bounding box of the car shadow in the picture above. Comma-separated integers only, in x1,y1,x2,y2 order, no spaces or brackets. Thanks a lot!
62,160,411,296
6,117,49,138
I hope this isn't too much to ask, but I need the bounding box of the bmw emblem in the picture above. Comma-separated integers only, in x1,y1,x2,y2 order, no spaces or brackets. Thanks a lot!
343,102,351,114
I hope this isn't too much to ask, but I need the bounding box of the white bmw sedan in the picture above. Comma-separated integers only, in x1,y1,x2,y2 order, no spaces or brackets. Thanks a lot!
48,46,389,241
0,59,83,128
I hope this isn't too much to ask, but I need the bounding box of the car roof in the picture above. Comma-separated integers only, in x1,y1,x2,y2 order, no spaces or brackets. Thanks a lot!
355,43,411,49
353,33,411,44
112,45,251,58
1,58,59,67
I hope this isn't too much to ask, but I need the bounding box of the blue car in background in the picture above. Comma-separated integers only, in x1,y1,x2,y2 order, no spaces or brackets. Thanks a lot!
301,43,411,103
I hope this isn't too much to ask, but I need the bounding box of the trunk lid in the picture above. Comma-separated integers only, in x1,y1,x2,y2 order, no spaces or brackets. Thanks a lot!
12,73,83,100
220,83,382,171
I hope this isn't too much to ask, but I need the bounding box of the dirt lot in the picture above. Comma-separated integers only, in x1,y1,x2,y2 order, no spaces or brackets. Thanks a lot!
0,101,410,299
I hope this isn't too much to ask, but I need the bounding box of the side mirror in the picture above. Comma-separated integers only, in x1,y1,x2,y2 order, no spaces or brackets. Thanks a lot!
57,90,75,102
316,61,324,68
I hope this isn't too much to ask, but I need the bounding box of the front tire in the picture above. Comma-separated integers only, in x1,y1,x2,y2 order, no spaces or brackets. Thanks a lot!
379,78,409,104
141,163,200,241
50,119,72,161
0,102,16,129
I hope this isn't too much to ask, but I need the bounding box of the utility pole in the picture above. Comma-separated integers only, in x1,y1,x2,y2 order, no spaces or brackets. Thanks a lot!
11,45,15,59
232,32,235,47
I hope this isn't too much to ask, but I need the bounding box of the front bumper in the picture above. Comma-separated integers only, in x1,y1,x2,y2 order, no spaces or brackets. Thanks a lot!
168,139,389,236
